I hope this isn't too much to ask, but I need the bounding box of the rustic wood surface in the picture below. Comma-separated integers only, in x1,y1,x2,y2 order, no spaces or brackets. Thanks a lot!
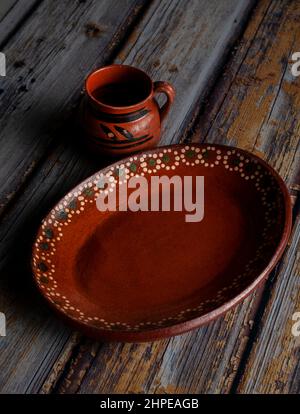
0,0,299,394
0,0,149,216
0,0,39,46
238,211,300,393
0,0,150,393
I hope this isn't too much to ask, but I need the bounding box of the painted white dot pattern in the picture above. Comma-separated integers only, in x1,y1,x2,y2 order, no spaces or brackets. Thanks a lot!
32,145,284,332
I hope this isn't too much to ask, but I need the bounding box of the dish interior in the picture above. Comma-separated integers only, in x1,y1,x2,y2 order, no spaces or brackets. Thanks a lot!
75,174,261,321
32,145,286,333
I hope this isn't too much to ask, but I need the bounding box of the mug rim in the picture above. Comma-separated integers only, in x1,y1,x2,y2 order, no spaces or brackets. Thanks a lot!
85,64,154,110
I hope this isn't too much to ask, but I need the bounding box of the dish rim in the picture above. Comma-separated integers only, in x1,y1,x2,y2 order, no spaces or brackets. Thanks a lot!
31,143,292,342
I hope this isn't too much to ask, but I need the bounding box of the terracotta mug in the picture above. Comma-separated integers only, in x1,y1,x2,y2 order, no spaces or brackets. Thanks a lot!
81,64,175,156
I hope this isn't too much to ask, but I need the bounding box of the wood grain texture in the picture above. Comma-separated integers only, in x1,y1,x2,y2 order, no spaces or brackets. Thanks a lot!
195,1,300,391
191,0,300,188
0,0,17,19
0,0,39,46
116,0,255,147
0,0,147,216
38,2,300,393
72,294,264,394
191,0,300,393
1,0,299,395
52,0,300,394
236,211,300,393
0,0,149,394
0,0,257,394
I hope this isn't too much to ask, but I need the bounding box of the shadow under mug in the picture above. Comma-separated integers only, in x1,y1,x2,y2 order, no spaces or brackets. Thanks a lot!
81,64,175,156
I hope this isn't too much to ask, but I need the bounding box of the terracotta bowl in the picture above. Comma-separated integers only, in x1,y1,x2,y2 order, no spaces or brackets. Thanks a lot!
32,144,291,342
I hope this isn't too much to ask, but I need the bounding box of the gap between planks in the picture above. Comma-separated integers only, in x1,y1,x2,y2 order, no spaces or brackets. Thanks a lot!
0,0,152,394
0,0,151,220
35,0,264,394
0,0,43,48
47,0,300,394
0,0,255,221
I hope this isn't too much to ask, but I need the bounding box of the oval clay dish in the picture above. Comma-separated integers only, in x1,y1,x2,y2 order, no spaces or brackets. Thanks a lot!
32,144,292,342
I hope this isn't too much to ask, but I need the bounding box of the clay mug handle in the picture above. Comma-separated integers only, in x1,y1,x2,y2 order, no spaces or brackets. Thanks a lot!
153,81,176,123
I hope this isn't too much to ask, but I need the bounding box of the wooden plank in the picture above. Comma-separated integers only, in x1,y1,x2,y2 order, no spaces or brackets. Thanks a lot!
0,0,256,394
190,0,300,391
0,0,148,215
117,0,256,147
191,0,300,187
199,0,300,390
0,0,18,22
190,0,300,392
0,0,39,46
0,0,16,19
236,211,300,393
51,0,300,393
60,295,263,394
0,0,150,394
18,0,260,394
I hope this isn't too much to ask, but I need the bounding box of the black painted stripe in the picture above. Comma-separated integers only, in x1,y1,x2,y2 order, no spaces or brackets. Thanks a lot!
89,103,150,123
92,134,150,145
114,126,134,140
88,134,153,149
100,124,117,140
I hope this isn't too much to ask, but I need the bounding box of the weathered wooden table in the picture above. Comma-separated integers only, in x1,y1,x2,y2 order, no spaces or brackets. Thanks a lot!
0,0,299,394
